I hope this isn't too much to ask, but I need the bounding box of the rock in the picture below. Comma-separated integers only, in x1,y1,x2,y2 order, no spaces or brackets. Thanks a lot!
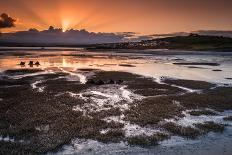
86,79,105,85
19,61,25,66
106,79,115,84
212,69,222,72
160,76,165,81
28,61,34,65
35,61,40,66
173,62,220,66
116,80,123,84
86,79,95,84
95,80,104,85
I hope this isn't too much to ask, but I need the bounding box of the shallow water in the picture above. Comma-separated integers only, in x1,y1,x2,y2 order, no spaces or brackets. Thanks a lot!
1,48,232,155
49,127,232,155
0,49,232,85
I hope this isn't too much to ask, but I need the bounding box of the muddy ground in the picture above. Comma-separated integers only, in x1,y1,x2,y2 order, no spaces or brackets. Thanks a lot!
0,68,232,154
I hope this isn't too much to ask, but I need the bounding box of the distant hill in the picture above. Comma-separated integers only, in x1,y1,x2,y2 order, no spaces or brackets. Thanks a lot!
88,34,232,52
154,34,232,51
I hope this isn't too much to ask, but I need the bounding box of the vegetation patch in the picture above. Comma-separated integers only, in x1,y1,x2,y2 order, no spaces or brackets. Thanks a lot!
223,116,232,121
127,133,169,147
3,69,44,76
0,69,231,153
163,78,216,90
175,87,232,111
194,121,224,133
89,108,122,119
0,141,34,155
161,122,201,139
124,97,184,126
89,71,183,96
96,129,125,143
188,110,217,116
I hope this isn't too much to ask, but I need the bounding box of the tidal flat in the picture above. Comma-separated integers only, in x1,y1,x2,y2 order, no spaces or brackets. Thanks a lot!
0,49,232,155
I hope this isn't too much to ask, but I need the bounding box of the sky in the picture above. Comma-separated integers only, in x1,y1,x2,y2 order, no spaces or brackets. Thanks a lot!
0,0,232,34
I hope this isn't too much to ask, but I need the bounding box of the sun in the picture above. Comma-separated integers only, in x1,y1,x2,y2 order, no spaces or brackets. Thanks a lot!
62,20,70,32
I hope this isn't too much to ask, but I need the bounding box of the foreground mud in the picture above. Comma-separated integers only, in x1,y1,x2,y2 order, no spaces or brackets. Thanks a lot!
0,68,232,154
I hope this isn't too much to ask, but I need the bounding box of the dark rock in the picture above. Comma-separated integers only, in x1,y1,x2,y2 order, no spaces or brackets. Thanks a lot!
173,62,220,66
19,61,25,66
194,121,224,133
86,79,105,85
212,69,222,72
223,116,232,121
86,79,95,84
162,122,201,139
106,79,115,84
28,61,34,65
118,64,136,67
116,79,123,84
35,61,40,66
189,110,217,116
127,133,169,147
163,78,215,90
95,80,104,85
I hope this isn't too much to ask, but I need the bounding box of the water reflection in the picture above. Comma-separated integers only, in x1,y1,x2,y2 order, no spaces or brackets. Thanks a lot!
0,50,232,84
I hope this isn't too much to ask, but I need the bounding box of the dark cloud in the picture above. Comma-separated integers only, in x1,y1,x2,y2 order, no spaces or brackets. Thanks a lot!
0,26,126,45
0,13,16,28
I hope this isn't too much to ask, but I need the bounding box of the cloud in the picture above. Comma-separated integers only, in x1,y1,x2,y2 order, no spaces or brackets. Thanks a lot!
0,13,16,28
0,26,126,45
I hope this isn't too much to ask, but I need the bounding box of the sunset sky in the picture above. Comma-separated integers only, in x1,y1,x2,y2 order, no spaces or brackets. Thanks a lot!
0,0,232,34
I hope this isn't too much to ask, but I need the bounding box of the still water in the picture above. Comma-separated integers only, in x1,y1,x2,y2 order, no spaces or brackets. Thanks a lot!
0,49,232,85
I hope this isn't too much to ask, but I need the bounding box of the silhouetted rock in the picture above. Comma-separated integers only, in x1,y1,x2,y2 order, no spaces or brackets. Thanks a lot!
173,62,220,66
19,61,25,66
116,80,124,84
212,69,222,72
106,79,115,84
95,80,104,85
119,64,136,67
160,76,165,81
35,61,40,66
28,61,34,65
86,79,105,85
86,79,95,84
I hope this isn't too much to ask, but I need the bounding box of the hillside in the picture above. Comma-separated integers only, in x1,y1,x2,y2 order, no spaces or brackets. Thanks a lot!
89,34,232,52
155,34,232,51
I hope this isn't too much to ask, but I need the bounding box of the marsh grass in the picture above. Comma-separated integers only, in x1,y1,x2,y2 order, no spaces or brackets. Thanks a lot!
188,110,217,116
163,78,216,90
127,133,169,147
124,97,184,126
223,116,232,121
0,69,231,153
194,121,224,133
161,122,200,139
